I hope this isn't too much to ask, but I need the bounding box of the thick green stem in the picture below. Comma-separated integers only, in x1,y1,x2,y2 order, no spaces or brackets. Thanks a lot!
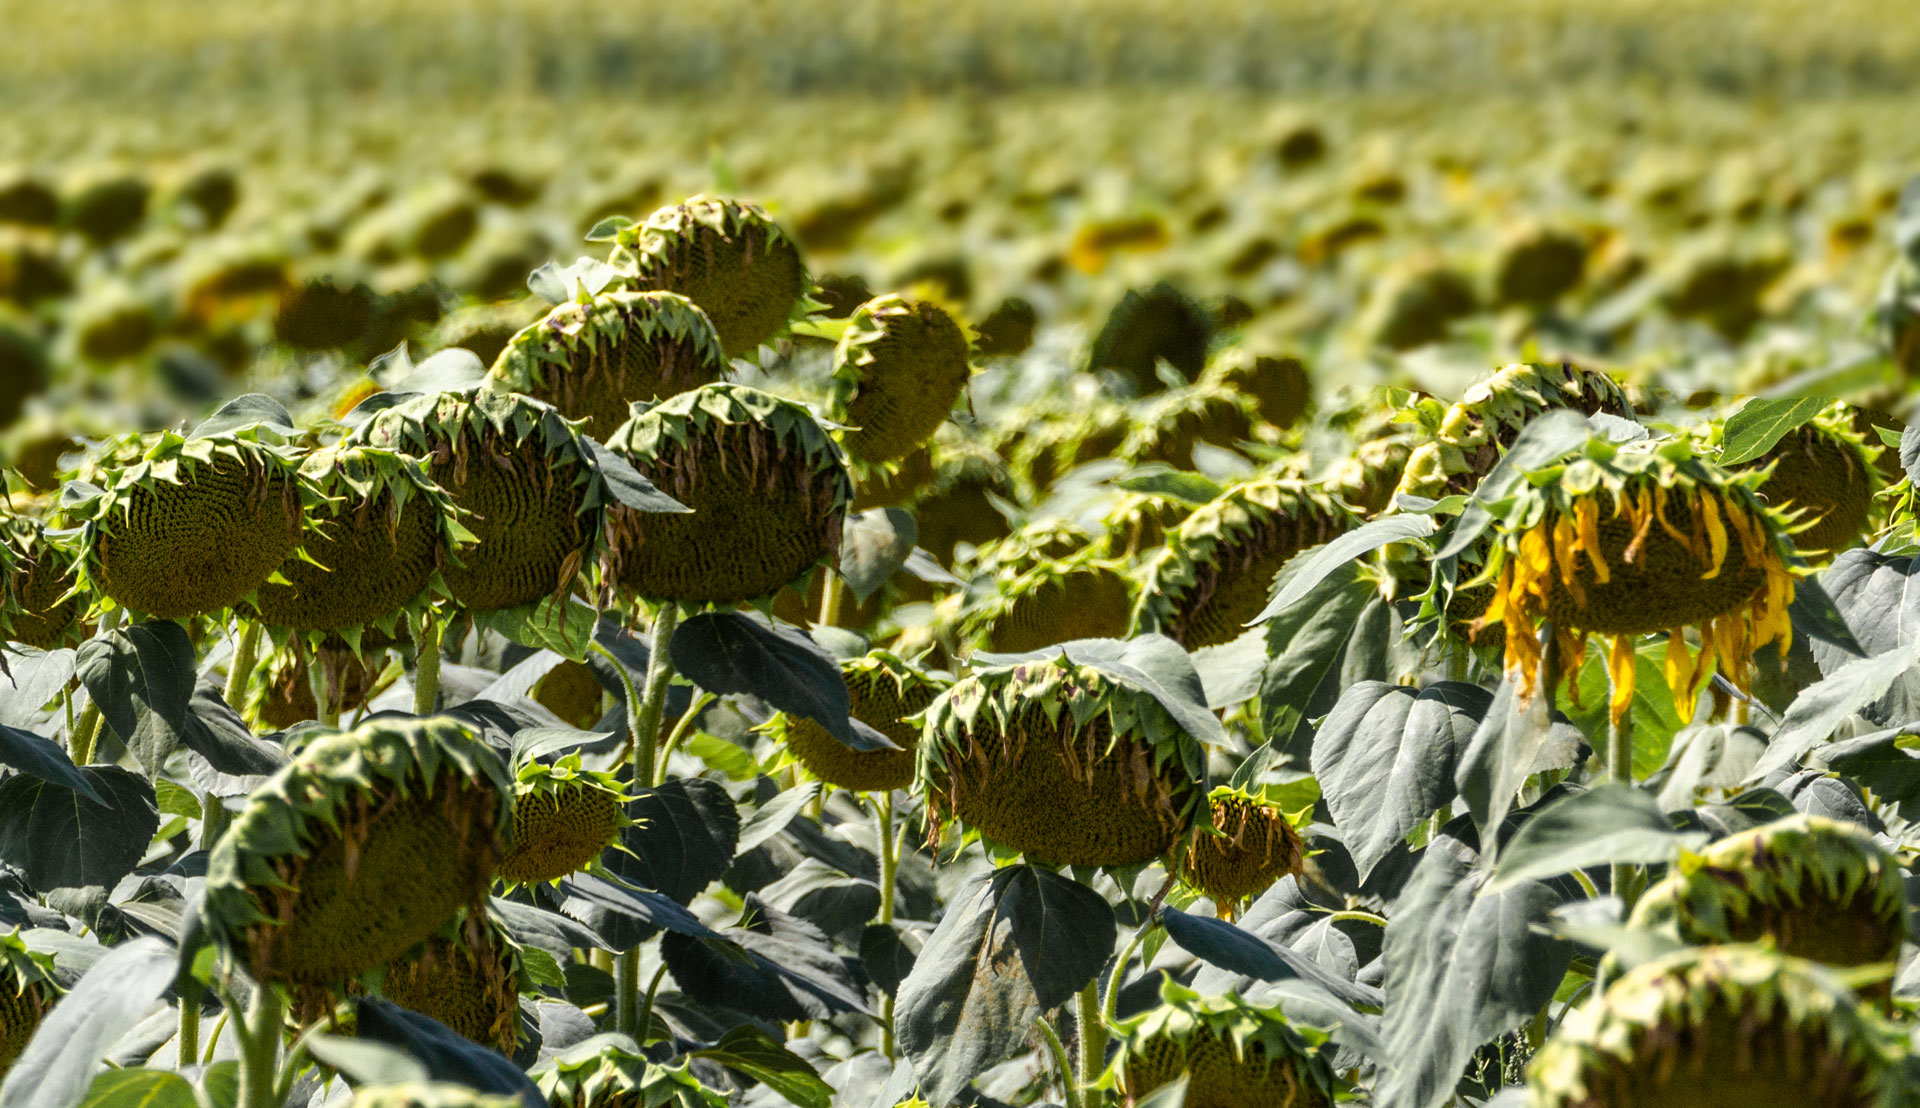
1608,711,1637,913
817,570,844,628
631,605,681,788
1076,978,1106,1092
412,614,443,717
614,949,641,1036
1037,1016,1081,1108
177,992,202,1068
200,795,232,850
225,621,262,709
234,985,284,1108
876,790,900,1059
1103,927,1149,1026
70,703,101,766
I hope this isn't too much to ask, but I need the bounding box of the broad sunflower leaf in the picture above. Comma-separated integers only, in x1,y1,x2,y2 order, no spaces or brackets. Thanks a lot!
0,935,175,1108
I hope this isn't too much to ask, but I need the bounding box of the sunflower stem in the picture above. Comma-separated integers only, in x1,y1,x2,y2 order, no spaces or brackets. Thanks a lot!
234,984,283,1108
614,947,641,1036
225,620,262,710
632,604,681,789
177,992,201,1068
412,614,443,717
876,789,900,1059
70,702,101,766
200,796,231,850
1037,1015,1081,1108
1607,692,1639,915
818,570,844,627
308,654,339,729
1076,978,1106,1092
1103,925,1149,1026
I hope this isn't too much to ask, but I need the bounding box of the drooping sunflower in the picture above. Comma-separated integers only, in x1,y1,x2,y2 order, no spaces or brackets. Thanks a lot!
958,524,1135,655
604,195,808,358
1119,380,1258,472
1134,477,1354,649
600,383,852,606
348,386,612,613
826,293,974,467
1087,282,1213,394
1178,788,1308,918
763,650,946,792
1727,403,1880,561
1396,363,1635,503
486,289,730,439
203,717,512,987
497,752,628,886
919,652,1205,868
1472,437,1798,724
62,419,314,621
0,514,83,648
1113,978,1337,1108
250,445,471,651
1627,814,1907,971
907,438,1016,563
0,930,54,1080
1527,946,1903,1108
375,910,533,1054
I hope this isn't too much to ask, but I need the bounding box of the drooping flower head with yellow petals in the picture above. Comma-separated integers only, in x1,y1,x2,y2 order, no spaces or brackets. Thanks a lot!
1469,436,1799,725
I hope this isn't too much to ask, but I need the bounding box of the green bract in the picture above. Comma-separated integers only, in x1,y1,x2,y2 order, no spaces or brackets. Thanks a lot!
1134,476,1353,649
1627,814,1907,969
530,1033,728,1108
348,386,611,612
1113,977,1337,1108
250,445,472,648
607,195,807,358
1527,945,1903,1108
203,717,512,986
919,652,1205,867
486,289,729,439
61,424,314,620
763,649,947,792
827,293,973,467
601,383,851,605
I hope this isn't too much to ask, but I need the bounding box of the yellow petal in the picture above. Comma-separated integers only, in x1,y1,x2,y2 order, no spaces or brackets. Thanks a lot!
1577,496,1609,584
1698,491,1728,580
1665,630,1696,726
1552,515,1586,606
1608,633,1637,726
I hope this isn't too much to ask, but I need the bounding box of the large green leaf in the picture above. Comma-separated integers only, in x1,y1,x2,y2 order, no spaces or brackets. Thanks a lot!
1159,907,1382,1010
0,724,104,805
476,595,599,662
1488,784,1706,891
346,1000,543,1107
75,1071,196,1108
1560,638,1684,779
1749,634,1920,781
893,870,1043,1106
0,766,158,894
1059,635,1225,748
75,621,196,778
1716,396,1829,466
995,865,1115,1011
659,897,867,1021
692,1025,833,1108
1258,558,1375,747
610,778,739,905
1313,681,1490,883
1376,841,1571,1108
670,612,885,751
0,647,74,729
1256,515,1433,621
0,936,176,1108
187,392,294,439
1454,681,1581,862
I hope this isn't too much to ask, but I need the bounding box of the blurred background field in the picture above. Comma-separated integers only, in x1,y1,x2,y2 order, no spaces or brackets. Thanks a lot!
4,0,1920,486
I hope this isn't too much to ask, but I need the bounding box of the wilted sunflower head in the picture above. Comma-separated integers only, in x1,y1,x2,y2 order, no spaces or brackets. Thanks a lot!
958,524,1135,655
203,717,512,987
62,422,314,621
605,195,808,358
250,445,470,648
1120,380,1258,472
0,930,55,1078
374,910,532,1054
1179,787,1308,917
531,1032,729,1108
1135,476,1354,648
1628,813,1908,971
486,289,729,439
1396,362,1635,502
348,386,608,613
1324,432,1416,517
1719,402,1881,562
601,383,851,606
764,650,947,793
497,753,629,885
908,437,1016,563
828,293,974,468
1114,977,1337,1108
0,513,82,649
1527,945,1903,1108
1202,349,1312,432
0,310,50,428
1472,437,1798,724
1087,282,1214,395
919,652,1205,868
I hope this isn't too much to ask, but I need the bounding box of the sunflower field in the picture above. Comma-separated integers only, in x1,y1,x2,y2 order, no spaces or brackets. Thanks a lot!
8,3,1920,1108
